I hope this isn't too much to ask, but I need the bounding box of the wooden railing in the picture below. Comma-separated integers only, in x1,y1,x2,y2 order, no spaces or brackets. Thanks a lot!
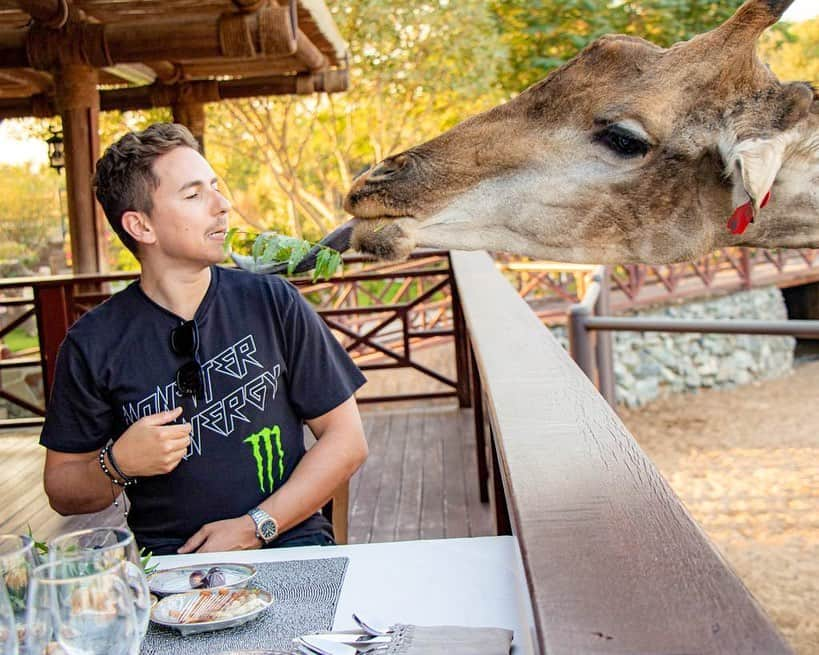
4,246,819,428
452,251,791,655
0,252,469,427
499,247,819,322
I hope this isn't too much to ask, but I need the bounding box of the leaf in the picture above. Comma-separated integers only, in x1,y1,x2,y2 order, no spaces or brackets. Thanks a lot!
251,234,266,263
312,247,343,281
287,239,311,275
313,248,336,282
26,524,48,556
223,227,240,256
328,250,343,278
139,546,157,575
260,234,285,264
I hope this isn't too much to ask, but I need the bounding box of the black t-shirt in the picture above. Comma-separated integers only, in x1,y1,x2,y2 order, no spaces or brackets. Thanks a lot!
40,266,366,554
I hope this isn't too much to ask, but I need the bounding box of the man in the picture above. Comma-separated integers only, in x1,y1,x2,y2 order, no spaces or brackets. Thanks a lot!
40,123,368,555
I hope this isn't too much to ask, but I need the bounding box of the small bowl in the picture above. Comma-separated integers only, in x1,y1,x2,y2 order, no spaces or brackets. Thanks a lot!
147,563,256,596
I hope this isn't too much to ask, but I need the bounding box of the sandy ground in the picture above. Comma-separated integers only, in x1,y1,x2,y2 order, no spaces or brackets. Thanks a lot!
620,361,819,655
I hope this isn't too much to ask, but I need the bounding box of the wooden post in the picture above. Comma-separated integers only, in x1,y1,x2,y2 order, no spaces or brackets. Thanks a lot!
470,341,489,503
172,100,206,155
448,254,472,408
55,64,107,275
594,266,616,407
34,281,73,398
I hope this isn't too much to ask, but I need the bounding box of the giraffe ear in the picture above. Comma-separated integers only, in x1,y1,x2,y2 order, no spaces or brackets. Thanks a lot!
725,136,786,214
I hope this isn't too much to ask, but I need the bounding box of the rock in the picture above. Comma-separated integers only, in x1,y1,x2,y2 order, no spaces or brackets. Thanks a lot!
582,287,795,407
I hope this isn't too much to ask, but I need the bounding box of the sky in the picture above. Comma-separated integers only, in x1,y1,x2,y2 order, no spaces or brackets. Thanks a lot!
1,0,817,167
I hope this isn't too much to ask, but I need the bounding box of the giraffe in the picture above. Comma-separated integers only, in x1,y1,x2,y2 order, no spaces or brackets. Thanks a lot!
333,0,817,266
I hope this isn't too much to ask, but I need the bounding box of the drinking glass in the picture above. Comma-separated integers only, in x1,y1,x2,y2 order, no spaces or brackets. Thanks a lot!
0,536,39,646
25,560,139,655
0,580,17,655
47,529,149,638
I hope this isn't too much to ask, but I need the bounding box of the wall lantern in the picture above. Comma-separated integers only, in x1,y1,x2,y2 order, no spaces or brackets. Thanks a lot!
46,128,65,173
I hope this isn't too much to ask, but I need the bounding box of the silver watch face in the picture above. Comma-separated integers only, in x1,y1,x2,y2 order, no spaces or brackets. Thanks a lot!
258,519,277,541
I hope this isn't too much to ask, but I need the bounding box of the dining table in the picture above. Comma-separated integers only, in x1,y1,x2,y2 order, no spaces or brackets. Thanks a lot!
151,535,536,654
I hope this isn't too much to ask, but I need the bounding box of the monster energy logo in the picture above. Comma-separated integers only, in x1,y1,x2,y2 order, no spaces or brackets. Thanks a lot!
244,426,285,493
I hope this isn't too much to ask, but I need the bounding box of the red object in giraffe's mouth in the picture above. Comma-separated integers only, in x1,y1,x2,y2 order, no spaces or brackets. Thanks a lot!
727,191,771,235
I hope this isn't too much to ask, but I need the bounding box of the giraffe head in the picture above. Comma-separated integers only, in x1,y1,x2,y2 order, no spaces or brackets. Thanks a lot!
342,0,818,264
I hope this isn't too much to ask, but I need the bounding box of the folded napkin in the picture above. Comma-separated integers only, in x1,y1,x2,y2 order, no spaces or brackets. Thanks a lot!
383,624,513,655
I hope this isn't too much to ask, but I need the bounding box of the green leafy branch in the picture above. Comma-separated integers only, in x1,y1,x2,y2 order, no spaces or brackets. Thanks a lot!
139,547,157,576
225,228,343,281
25,526,157,576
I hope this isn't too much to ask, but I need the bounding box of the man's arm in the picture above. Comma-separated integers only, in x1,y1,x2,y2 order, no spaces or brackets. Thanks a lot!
178,395,367,553
44,407,192,515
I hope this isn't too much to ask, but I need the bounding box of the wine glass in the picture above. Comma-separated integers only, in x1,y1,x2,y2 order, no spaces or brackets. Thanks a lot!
0,579,17,655
25,560,139,655
0,536,39,647
47,529,149,638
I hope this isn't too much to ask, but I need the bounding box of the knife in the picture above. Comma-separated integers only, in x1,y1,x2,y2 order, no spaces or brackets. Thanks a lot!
306,635,391,646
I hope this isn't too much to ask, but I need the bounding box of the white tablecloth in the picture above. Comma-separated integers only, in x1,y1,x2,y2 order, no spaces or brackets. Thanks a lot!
154,536,536,654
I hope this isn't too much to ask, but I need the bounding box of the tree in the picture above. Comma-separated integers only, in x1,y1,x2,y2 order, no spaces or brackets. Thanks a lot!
206,0,507,242
488,0,746,93
0,163,63,267
759,18,819,82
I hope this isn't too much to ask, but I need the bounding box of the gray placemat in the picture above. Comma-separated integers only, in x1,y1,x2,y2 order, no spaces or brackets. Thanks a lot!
141,557,349,653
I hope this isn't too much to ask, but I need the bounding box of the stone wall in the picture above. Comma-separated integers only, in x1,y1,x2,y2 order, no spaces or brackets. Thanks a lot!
551,286,795,408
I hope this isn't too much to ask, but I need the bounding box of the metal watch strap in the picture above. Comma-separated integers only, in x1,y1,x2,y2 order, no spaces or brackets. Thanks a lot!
247,506,278,544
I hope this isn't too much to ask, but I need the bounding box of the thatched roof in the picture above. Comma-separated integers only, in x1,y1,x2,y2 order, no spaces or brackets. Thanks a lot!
0,0,349,119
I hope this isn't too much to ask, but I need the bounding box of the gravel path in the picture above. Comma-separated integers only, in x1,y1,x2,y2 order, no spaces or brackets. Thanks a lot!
620,361,819,655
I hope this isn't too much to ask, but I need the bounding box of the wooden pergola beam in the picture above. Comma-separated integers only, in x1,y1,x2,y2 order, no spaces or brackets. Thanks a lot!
0,3,303,70
14,0,69,29
0,69,348,119
0,69,54,94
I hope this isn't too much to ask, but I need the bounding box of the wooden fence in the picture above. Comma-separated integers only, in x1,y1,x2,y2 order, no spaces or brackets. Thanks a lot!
0,252,469,427
453,250,791,655
3,246,819,427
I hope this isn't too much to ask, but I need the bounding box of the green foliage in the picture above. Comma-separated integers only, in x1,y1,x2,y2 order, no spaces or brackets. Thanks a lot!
26,525,48,558
0,164,63,266
760,17,819,82
488,0,746,92
227,229,344,281
4,327,38,353
207,0,506,241
139,547,157,576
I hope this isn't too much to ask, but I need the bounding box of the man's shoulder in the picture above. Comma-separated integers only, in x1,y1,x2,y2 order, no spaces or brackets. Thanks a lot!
218,266,299,300
66,282,140,342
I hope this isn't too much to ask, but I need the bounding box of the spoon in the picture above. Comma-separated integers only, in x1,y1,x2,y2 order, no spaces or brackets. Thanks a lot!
352,613,393,637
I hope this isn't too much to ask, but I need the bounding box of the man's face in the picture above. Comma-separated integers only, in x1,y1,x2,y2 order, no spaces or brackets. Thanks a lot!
144,146,231,267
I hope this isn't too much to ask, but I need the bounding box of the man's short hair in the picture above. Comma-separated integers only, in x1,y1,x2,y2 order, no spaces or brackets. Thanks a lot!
93,123,200,256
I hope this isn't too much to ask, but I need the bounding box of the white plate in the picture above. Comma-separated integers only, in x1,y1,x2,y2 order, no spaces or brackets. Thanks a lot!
147,563,256,596
150,588,273,636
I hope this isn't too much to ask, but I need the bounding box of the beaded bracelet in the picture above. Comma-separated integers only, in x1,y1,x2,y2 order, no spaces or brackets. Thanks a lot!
106,443,135,486
98,445,137,487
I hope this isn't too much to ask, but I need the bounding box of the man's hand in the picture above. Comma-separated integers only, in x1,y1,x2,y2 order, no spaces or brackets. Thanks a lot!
177,516,262,553
112,407,191,477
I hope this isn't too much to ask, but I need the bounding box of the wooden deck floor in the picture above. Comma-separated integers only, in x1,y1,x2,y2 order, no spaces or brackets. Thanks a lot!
0,404,493,545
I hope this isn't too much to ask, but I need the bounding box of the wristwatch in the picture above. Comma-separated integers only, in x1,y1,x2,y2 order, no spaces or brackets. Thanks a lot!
247,507,279,544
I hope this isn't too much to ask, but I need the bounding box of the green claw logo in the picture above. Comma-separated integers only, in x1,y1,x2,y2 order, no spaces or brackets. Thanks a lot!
244,425,284,493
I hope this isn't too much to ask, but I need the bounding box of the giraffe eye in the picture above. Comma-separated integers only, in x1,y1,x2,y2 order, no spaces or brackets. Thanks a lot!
595,126,650,158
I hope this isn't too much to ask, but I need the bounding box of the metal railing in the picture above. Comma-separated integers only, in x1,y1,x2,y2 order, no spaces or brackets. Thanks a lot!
567,268,819,405
0,252,471,427
500,246,819,323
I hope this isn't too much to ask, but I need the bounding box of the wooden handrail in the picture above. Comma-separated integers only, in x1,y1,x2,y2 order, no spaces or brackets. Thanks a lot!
450,250,791,655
